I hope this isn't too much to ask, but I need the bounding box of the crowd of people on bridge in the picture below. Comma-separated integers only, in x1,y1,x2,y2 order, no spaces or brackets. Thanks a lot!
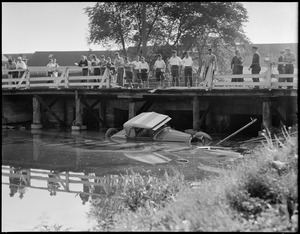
71,46,295,89
5,46,296,89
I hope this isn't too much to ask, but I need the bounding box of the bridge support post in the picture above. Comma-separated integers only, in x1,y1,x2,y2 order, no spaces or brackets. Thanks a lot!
285,97,295,127
31,95,43,129
128,100,136,119
99,100,107,131
193,97,200,131
71,90,87,131
262,99,272,132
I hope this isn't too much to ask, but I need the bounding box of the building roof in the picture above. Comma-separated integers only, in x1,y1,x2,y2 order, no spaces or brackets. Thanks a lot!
27,50,120,66
2,54,8,62
4,53,34,61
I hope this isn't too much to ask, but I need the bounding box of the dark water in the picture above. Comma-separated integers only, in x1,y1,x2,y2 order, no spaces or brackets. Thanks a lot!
2,128,245,231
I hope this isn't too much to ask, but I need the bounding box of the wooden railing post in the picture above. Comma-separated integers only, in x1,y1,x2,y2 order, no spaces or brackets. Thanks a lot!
16,69,27,89
265,62,272,89
65,67,69,88
26,69,30,89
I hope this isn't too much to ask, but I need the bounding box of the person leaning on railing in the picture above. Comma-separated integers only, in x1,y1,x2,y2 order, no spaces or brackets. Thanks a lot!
106,57,115,83
7,58,18,85
283,47,296,89
89,54,100,76
75,55,89,76
99,55,108,76
16,57,27,78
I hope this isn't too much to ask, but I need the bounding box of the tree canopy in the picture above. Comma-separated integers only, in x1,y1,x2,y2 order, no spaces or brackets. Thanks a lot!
84,2,250,73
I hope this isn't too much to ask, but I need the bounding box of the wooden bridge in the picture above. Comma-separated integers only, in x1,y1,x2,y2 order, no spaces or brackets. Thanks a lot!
1,62,298,90
2,62,298,134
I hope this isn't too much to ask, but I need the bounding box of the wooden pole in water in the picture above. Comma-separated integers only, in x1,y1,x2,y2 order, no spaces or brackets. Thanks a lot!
262,98,272,131
216,118,257,145
128,100,135,119
75,90,82,126
31,95,42,129
193,96,200,131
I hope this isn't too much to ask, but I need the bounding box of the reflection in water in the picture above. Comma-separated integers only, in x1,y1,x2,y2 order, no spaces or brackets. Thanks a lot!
79,172,92,205
47,170,61,196
2,129,245,231
8,167,30,199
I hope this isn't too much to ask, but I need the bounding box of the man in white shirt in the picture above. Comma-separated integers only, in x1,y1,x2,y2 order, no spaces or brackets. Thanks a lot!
130,55,141,85
153,54,166,88
16,57,27,78
138,56,149,88
182,51,194,87
114,52,125,86
168,50,182,87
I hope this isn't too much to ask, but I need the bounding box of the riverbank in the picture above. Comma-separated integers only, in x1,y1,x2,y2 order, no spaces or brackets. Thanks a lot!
90,126,298,231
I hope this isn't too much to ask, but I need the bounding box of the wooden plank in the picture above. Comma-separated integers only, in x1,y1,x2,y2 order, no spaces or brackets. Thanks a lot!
81,98,105,126
82,98,102,117
198,105,210,129
215,74,266,79
35,94,65,126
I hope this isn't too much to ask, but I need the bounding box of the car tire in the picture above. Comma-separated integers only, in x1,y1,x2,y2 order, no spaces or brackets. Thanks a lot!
192,131,212,145
105,128,118,141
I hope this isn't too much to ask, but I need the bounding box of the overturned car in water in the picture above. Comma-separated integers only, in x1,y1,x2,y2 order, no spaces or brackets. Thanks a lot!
105,112,212,146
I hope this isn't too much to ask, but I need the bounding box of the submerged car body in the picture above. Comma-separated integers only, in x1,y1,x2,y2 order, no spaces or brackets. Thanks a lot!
105,112,212,146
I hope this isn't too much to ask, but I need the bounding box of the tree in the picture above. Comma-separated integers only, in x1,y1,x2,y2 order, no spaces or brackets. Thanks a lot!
84,2,135,57
85,2,250,73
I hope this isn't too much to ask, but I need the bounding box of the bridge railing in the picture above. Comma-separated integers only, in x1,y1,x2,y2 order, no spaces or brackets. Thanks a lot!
2,66,117,90
209,61,298,90
2,62,297,90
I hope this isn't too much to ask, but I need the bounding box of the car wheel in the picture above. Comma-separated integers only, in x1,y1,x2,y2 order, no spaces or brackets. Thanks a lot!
105,128,118,141
191,131,212,146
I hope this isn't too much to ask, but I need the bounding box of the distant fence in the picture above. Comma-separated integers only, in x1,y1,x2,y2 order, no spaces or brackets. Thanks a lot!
2,62,297,90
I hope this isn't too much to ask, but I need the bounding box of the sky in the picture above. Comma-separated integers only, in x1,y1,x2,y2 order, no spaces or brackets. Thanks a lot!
1,2,298,54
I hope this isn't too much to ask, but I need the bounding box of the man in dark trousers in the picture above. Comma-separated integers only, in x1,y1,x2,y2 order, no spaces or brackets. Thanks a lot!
277,50,285,88
283,47,296,89
249,46,261,89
